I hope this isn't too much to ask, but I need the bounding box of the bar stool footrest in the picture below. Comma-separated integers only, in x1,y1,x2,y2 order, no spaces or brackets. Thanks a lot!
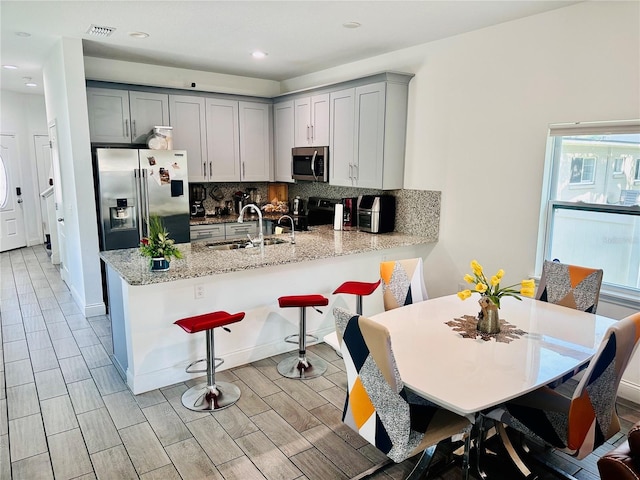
185,357,224,374
181,381,240,411
284,333,319,345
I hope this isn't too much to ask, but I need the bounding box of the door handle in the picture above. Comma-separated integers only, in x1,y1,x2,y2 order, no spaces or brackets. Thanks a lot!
132,120,137,139
17,198,23,204
124,119,130,138
57,217,64,222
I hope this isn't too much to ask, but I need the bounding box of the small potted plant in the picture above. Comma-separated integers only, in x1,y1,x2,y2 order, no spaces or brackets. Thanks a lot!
139,215,183,271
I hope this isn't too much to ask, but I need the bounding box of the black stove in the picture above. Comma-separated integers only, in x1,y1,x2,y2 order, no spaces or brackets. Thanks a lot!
306,197,341,226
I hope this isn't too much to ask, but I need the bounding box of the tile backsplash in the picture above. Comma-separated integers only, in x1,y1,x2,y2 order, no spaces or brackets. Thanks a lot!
194,182,440,241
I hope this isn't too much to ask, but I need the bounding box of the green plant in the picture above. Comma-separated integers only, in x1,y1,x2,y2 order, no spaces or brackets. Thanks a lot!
139,216,183,263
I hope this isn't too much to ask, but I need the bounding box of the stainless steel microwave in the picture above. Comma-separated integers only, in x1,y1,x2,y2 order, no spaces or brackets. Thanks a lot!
292,146,329,182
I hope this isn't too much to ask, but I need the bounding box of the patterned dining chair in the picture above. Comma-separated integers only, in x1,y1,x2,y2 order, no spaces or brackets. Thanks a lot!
536,260,603,313
380,257,428,311
484,311,640,462
333,307,471,479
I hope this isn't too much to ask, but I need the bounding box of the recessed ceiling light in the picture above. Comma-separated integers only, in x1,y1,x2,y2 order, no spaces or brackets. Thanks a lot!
2,65,18,70
251,51,268,59
25,82,38,88
15,31,31,37
342,22,361,29
129,31,149,39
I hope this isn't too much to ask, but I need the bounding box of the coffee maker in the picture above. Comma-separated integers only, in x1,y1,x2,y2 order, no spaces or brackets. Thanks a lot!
189,184,206,217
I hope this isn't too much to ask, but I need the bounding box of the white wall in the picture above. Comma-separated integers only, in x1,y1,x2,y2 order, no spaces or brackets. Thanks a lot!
282,1,640,300
281,1,640,401
42,38,105,317
0,91,48,246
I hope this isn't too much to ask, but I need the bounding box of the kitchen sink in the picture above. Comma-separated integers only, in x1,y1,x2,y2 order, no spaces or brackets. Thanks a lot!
207,237,289,250
262,238,288,246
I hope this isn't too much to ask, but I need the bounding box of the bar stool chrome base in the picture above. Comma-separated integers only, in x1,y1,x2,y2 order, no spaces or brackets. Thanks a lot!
277,354,327,379
181,381,241,411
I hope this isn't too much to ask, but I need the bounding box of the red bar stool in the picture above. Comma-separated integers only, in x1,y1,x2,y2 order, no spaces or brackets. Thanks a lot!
174,310,245,411
277,294,329,379
333,280,381,315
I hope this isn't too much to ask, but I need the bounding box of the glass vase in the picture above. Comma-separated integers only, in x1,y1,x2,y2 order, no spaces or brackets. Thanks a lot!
477,296,501,334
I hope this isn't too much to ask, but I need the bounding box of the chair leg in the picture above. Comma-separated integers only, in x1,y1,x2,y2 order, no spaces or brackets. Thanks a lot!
406,444,438,480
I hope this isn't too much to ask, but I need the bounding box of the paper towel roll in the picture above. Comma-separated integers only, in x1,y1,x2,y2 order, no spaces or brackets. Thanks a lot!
334,203,343,230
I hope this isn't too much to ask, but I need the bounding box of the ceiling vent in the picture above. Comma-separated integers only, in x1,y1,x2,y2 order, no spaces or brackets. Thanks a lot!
86,25,115,37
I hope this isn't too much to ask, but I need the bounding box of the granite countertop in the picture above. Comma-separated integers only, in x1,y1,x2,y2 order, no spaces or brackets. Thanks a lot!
100,225,435,286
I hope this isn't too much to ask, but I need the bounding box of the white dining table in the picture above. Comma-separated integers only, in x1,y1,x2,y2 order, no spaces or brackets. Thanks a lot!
369,294,617,419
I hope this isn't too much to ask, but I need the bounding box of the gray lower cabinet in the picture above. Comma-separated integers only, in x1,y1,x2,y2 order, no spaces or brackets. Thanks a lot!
190,224,225,243
225,222,258,239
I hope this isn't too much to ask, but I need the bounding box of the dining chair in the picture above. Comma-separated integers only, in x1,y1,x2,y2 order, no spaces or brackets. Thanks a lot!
380,257,428,311
536,260,604,314
333,307,471,479
483,311,640,469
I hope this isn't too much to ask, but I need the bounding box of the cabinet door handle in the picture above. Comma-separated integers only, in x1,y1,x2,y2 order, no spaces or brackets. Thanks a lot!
124,119,130,138
132,120,137,139
203,162,206,177
349,164,353,179
209,162,212,177
307,125,310,141
242,162,245,179
310,124,314,141
353,164,359,181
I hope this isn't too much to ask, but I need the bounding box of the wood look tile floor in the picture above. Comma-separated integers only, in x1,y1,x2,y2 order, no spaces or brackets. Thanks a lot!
1,247,639,480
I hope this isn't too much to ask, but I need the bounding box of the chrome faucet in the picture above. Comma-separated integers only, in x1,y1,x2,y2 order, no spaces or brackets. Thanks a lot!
278,215,296,244
238,204,263,247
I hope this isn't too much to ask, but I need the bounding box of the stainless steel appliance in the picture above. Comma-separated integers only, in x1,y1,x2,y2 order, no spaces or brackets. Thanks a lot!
95,148,190,250
357,195,396,233
189,183,206,218
292,146,329,182
342,197,359,227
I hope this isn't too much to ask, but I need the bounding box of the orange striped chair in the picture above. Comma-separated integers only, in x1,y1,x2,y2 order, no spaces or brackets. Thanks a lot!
536,260,603,314
380,258,428,311
485,311,640,461
333,307,471,478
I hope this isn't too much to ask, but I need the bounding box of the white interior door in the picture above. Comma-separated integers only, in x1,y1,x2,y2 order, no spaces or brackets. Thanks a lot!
49,123,68,280
34,134,52,237
0,134,27,252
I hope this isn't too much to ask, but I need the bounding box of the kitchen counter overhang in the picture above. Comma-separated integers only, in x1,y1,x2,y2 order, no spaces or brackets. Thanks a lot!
100,225,435,286
100,225,436,394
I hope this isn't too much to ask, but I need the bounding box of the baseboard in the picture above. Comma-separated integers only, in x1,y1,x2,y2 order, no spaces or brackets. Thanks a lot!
618,379,640,403
69,284,106,318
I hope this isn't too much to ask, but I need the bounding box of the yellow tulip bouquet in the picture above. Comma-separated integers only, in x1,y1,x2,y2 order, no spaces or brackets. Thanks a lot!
457,260,535,308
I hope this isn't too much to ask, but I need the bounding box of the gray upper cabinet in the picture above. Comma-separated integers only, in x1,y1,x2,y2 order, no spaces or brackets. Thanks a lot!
169,95,208,182
206,98,241,182
238,101,271,182
87,87,169,144
329,75,411,190
273,100,295,183
205,98,271,182
294,94,329,147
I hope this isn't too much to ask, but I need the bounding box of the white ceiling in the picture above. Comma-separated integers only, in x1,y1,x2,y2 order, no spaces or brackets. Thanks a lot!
1,0,580,95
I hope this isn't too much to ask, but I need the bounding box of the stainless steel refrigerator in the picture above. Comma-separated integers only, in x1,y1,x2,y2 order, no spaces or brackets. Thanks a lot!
95,148,190,250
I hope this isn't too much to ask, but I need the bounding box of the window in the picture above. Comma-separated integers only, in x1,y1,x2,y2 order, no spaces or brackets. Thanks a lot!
612,156,625,175
537,120,640,300
569,157,595,184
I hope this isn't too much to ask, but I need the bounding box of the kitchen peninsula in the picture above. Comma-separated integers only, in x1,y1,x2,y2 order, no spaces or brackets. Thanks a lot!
101,225,435,393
